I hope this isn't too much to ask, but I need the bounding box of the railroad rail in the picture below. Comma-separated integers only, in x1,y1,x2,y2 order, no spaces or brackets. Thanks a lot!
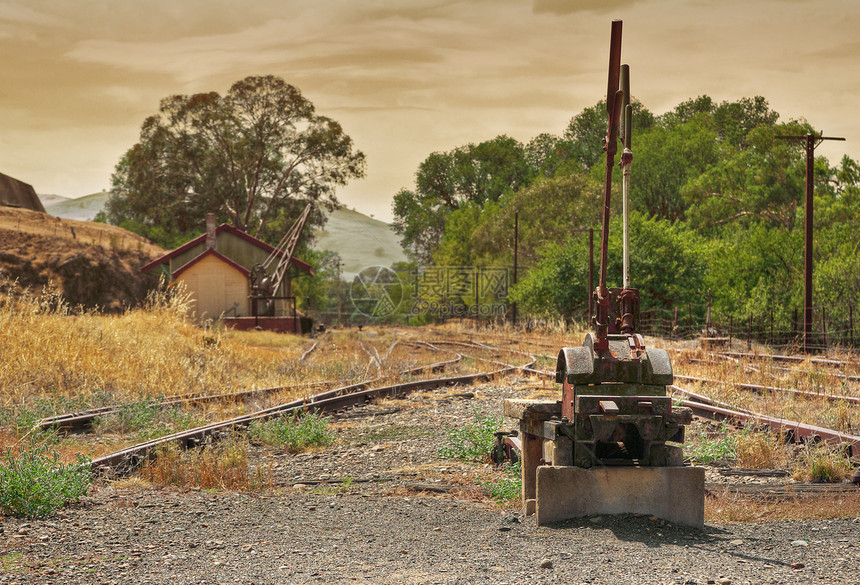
673,374,860,406
88,341,536,475
46,334,856,479
718,351,857,369
37,341,464,434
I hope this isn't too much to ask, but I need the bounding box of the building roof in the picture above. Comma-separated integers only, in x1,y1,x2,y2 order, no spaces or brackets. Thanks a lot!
0,172,46,213
171,248,251,279
140,222,314,275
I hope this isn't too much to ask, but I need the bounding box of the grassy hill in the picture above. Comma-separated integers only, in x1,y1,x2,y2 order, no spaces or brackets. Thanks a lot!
41,194,409,278
42,191,111,222
314,207,408,279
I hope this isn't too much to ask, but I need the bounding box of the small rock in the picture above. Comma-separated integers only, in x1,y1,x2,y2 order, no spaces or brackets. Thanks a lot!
790,540,808,547
791,563,805,570
503,514,520,523
498,526,511,532
648,515,659,521
718,578,731,585
539,558,553,569
729,539,743,546
589,516,603,523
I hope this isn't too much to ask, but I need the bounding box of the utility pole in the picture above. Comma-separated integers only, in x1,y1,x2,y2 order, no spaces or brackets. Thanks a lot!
776,132,845,353
336,260,343,326
571,228,596,322
512,210,518,326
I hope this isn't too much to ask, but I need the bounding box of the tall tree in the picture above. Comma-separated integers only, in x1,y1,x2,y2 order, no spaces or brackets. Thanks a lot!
563,99,655,171
106,75,366,246
392,135,531,263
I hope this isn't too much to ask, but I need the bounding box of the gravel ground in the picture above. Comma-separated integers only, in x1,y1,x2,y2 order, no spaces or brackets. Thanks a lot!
1,380,858,585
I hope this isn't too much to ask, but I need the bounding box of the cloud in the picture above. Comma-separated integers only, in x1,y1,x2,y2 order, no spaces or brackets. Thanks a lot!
533,0,640,15
0,4,61,26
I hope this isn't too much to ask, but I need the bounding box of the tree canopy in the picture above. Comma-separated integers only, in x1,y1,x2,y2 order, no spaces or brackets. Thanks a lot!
391,93,860,332
105,75,366,247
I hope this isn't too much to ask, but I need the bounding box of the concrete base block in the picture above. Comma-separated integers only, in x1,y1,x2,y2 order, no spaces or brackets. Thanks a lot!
524,499,536,516
536,465,705,529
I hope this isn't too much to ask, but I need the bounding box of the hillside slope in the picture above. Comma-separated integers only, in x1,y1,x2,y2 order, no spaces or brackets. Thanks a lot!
42,191,110,222
0,207,164,310
314,207,409,279
43,194,410,279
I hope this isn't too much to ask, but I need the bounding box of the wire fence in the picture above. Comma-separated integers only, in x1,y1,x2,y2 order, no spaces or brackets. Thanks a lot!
636,302,858,352
309,286,858,353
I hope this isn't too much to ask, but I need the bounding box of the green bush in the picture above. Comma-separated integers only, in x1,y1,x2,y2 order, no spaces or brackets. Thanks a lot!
438,410,502,462
0,444,92,518
249,411,335,452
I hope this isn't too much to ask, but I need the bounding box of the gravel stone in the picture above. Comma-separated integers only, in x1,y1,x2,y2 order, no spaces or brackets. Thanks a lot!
1,381,858,584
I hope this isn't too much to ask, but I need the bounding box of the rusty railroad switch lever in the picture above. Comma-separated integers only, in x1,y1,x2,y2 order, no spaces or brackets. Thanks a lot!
505,20,703,528
551,18,690,470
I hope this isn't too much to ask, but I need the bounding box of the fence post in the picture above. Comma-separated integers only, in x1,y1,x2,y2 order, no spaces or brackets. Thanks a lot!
850,304,854,347
747,313,753,351
688,303,693,338
673,307,678,339
792,307,798,343
769,308,774,347
821,306,827,349
729,315,733,344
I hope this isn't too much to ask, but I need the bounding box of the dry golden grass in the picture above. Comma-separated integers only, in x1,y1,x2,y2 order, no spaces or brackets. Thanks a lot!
671,345,860,434
0,285,299,411
138,437,272,491
1,281,856,516
734,431,791,469
707,491,860,523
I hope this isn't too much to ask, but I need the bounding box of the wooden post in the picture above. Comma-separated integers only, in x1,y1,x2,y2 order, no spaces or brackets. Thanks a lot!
729,314,733,343
792,307,798,343
850,304,854,347
769,308,774,347
673,306,678,338
748,313,753,351
521,430,543,515
688,303,693,338
474,267,480,330
512,210,518,326
822,306,827,349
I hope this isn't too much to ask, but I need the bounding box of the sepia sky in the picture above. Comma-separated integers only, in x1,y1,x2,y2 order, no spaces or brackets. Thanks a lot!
1,0,859,221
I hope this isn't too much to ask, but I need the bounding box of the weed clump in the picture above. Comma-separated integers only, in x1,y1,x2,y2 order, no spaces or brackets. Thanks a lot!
137,437,269,491
249,412,335,452
483,460,521,502
438,409,502,462
792,443,854,482
0,444,92,518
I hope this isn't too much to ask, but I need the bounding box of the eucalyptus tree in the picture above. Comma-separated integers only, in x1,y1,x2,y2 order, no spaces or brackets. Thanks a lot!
106,75,365,246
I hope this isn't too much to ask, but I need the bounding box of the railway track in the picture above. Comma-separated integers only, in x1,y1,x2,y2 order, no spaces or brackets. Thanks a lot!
39,333,856,479
37,340,464,434
85,339,537,475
